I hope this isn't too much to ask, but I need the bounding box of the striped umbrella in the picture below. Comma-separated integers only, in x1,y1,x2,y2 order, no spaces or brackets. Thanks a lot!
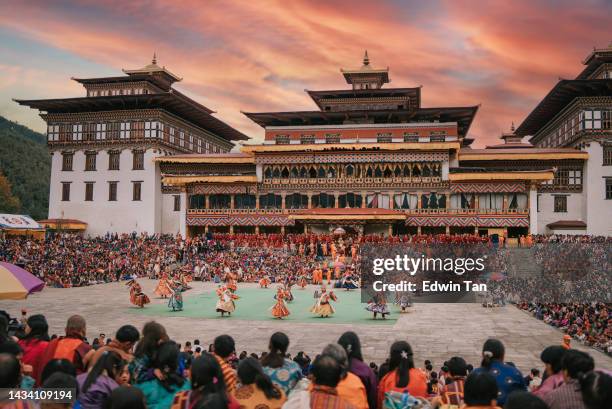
0,262,45,299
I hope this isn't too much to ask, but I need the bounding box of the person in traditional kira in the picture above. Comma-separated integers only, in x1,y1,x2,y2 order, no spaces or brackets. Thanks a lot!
271,286,291,319
126,279,150,308
215,285,240,317
154,272,173,299
310,286,338,318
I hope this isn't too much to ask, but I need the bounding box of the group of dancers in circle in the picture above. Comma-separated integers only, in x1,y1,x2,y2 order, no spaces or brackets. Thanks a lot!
125,261,413,320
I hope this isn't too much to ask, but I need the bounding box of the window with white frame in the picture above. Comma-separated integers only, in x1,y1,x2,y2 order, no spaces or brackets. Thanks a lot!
580,109,602,130
48,124,60,142
72,124,83,141
95,123,106,140
120,122,131,139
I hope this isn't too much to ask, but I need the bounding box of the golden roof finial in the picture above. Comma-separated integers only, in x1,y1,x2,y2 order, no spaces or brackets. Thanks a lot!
363,50,370,66
152,52,157,65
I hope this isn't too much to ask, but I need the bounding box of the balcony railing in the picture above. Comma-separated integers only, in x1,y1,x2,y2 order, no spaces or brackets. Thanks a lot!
261,176,443,185
187,207,528,215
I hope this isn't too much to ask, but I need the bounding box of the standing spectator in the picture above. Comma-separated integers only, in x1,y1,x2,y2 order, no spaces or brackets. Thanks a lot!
542,349,594,409
136,341,189,409
234,357,286,409
36,315,93,384
471,339,525,406
212,335,238,394
89,325,140,369
338,331,377,409
283,355,356,409
17,314,50,383
377,341,427,408
77,351,125,409
261,332,302,395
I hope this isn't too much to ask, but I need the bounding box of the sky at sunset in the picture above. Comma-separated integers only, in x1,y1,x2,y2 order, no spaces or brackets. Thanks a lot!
0,0,610,147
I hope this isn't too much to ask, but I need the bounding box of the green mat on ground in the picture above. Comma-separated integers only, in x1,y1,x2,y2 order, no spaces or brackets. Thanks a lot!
130,287,397,324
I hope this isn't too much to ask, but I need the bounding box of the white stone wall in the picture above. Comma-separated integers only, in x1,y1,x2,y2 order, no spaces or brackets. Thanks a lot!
536,192,584,234
48,148,160,237
160,193,181,235
583,141,612,236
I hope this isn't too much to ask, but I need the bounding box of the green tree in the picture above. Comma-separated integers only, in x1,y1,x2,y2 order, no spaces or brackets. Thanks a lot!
0,173,21,213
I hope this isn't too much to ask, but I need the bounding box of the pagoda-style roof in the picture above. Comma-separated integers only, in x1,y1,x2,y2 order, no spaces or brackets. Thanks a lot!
515,79,612,139
72,73,173,91
155,153,254,164
458,148,588,161
341,51,390,86
306,87,421,110
576,44,612,79
14,91,248,141
243,106,478,138
122,55,182,83
448,168,554,181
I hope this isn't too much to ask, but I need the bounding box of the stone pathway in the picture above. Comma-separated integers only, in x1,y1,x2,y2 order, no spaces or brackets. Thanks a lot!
2,279,609,373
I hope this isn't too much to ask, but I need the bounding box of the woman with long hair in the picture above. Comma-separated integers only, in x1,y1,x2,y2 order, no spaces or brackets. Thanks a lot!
130,321,169,384
260,332,302,395
135,341,189,409
377,341,427,408
17,314,50,383
234,357,286,409
171,352,240,409
76,350,125,409
470,338,526,406
338,331,377,409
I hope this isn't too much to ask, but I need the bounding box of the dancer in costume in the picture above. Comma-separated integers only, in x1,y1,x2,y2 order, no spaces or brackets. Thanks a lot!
310,286,337,318
259,276,271,288
298,275,308,289
396,293,412,313
168,281,184,312
215,285,239,317
225,271,238,293
126,279,150,308
154,273,172,298
366,293,390,319
284,281,295,302
271,286,290,319
179,272,193,290
341,271,359,291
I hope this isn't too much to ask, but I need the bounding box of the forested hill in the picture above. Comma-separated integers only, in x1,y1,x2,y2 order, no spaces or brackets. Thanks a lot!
0,115,50,220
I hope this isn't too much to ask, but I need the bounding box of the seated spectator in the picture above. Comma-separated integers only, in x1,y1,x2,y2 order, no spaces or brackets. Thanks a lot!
377,341,428,408
542,349,594,409
234,357,286,409
471,339,525,405
17,314,50,382
463,371,500,409
40,359,77,386
36,315,93,383
136,341,189,409
130,321,168,384
0,352,37,409
89,325,140,369
533,345,565,398
77,350,125,409
0,341,35,389
438,356,467,406
504,391,548,409
171,352,240,409
284,355,356,409
320,343,368,409
261,332,302,395
212,334,238,395
579,370,612,409
106,386,147,409
40,372,79,409
338,331,377,409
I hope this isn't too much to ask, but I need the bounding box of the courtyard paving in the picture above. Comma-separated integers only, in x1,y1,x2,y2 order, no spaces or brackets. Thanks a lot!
1,279,609,373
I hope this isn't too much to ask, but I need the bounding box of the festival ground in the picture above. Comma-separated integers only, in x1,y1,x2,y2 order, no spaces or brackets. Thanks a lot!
1,280,610,374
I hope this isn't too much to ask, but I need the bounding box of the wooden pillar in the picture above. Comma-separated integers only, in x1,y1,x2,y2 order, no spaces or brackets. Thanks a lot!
387,224,393,236
205,195,209,209
281,226,285,234
334,192,339,208
417,226,422,235
307,193,312,209
361,192,367,208
389,191,395,209
229,225,234,234
255,195,260,209
255,225,259,234
230,195,235,210
417,191,422,209
204,225,209,233
304,224,308,233
281,192,286,210
474,225,478,234
445,225,450,235
445,193,450,210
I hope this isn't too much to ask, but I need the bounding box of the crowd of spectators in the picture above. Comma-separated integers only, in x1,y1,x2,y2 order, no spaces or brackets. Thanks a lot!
1,311,610,409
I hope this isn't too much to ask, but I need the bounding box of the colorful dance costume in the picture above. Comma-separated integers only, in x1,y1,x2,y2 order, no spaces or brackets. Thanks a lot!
259,276,271,288
271,287,290,319
168,281,184,311
366,294,390,319
127,279,150,308
310,287,337,317
154,274,173,298
216,285,239,316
